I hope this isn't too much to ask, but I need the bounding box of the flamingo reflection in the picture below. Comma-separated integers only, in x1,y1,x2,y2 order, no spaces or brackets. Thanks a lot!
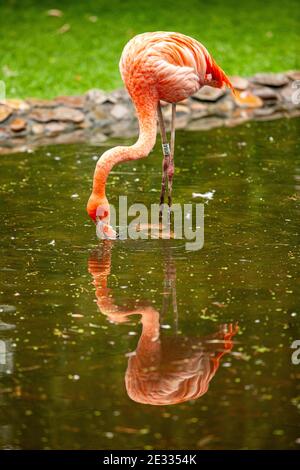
88,242,238,405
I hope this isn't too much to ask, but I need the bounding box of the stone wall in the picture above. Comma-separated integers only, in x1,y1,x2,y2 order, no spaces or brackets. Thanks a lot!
0,72,299,154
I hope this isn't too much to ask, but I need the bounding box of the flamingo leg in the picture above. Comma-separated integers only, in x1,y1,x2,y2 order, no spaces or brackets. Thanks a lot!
157,102,170,213
167,103,176,208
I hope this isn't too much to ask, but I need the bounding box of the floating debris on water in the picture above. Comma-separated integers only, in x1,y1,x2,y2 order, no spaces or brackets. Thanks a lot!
192,190,215,200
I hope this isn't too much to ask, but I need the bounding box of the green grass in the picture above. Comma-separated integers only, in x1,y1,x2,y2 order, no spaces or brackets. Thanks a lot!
0,0,299,99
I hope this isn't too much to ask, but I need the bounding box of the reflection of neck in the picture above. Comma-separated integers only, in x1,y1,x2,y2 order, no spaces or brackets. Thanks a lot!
88,242,161,329
92,97,158,199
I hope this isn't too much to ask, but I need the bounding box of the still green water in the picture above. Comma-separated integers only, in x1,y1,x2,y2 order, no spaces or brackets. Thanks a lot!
0,118,299,450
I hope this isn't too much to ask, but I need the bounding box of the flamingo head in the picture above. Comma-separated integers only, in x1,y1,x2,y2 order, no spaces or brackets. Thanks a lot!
205,59,235,95
87,194,117,240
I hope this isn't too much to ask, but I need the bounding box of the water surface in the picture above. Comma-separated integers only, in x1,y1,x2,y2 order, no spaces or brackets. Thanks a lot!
0,118,299,449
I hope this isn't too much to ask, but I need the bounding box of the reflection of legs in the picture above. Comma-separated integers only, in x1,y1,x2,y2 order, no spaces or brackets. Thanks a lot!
157,102,170,212
161,277,171,322
172,285,178,332
161,248,178,332
168,103,176,208
161,278,178,330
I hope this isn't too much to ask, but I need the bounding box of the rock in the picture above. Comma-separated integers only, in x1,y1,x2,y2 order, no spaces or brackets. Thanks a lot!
251,73,289,87
178,98,190,105
188,117,224,131
98,121,115,136
8,140,30,152
51,130,86,144
251,86,279,101
31,123,45,135
45,122,70,134
55,95,85,108
232,108,253,119
10,118,27,132
176,116,190,129
190,101,208,119
234,90,263,108
286,71,300,81
0,72,298,154
29,106,85,123
177,104,190,114
224,107,253,127
0,127,10,140
88,131,108,145
193,86,226,102
85,89,115,105
230,108,254,124
109,120,133,136
280,84,300,106
39,107,58,122
289,109,300,118
254,111,285,121
110,88,129,101
173,104,190,128
253,107,277,117
162,103,190,122
0,146,13,154
2,99,30,112
160,104,170,121
230,76,249,91
110,103,129,120
78,119,90,129
26,98,57,108
54,107,84,123
211,97,235,116
89,107,109,121
162,104,191,127
0,104,12,123
225,115,250,127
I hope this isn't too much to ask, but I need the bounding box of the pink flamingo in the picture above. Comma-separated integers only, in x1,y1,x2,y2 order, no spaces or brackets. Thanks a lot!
87,31,233,238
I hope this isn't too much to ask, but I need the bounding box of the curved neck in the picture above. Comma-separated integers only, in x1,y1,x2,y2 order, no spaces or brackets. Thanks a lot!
92,96,158,199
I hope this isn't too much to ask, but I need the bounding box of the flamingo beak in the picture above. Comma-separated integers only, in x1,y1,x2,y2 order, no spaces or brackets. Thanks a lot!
96,219,118,240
